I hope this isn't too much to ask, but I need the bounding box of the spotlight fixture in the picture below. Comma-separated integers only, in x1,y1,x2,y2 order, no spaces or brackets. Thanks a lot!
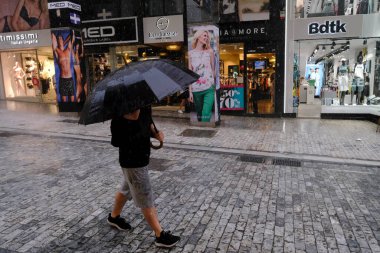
322,45,326,51
346,41,350,45
363,39,367,45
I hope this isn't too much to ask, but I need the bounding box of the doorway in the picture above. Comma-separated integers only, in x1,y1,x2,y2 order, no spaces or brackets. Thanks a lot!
246,52,276,114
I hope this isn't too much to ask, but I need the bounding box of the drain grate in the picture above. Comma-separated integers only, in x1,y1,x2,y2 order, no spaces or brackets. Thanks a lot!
239,155,266,164
272,159,302,167
180,129,217,138
0,132,20,138
59,119,79,124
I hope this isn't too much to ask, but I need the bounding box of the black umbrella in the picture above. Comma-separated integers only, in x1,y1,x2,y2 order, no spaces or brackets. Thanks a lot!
78,59,199,125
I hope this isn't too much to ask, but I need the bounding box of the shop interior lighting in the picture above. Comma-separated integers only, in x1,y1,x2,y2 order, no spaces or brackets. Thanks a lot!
363,39,367,45
322,45,326,51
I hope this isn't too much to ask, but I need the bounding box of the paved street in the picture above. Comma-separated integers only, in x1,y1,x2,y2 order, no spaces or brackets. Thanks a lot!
0,101,380,252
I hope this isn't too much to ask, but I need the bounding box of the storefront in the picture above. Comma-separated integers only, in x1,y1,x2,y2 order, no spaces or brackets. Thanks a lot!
82,16,141,90
285,0,380,118
0,30,56,104
143,14,186,106
219,21,285,116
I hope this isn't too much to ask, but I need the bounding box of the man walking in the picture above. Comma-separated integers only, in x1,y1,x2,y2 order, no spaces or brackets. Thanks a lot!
108,106,180,248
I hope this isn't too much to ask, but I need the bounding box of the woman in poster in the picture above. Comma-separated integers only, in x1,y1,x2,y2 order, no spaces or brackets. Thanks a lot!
188,30,216,122
0,0,49,33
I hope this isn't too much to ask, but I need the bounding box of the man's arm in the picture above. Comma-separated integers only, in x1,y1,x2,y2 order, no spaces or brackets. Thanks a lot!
51,33,58,58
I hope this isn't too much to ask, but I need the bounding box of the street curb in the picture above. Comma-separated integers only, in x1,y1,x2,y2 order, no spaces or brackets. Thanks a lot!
1,127,380,168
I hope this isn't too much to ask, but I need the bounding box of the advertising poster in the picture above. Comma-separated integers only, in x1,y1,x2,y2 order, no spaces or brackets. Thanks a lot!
220,87,245,111
47,0,81,28
188,25,220,125
52,29,87,111
305,63,325,96
0,0,50,33
219,0,270,23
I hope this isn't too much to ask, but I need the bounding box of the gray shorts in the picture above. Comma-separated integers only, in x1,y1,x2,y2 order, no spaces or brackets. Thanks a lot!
120,166,154,208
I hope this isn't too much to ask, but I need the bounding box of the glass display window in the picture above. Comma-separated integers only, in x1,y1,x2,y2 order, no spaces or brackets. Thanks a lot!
219,43,245,111
293,38,380,112
1,48,56,103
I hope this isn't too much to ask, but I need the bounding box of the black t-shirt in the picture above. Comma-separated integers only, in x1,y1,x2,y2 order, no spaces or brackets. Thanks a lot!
111,107,153,168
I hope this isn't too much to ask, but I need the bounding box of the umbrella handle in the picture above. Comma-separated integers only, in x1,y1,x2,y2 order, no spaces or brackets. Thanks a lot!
150,140,163,150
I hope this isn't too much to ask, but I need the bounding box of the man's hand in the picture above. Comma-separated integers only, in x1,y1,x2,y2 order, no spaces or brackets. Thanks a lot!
154,131,164,143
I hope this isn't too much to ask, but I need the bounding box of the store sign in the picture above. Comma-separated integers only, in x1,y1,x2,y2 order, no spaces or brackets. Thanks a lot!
294,15,363,40
143,15,184,43
0,29,51,50
82,17,138,45
220,86,245,111
308,20,347,35
219,22,268,42
48,1,81,11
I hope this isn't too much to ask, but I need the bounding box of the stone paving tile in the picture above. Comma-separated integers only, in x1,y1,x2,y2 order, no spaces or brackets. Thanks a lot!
0,132,380,252
1,105,380,162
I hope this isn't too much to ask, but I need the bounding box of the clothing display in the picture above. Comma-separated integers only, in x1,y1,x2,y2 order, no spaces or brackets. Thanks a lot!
189,50,215,92
337,63,349,91
354,63,365,79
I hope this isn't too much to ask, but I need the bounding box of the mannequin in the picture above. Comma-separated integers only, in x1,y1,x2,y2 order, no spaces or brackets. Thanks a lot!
337,59,349,105
351,51,365,105
314,67,322,96
322,0,336,14
12,61,25,96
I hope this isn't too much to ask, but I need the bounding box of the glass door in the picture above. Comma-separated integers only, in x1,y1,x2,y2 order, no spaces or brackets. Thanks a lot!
246,52,276,114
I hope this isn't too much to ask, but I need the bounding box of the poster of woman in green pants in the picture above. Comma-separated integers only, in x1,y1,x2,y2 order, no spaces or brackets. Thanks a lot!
188,26,220,124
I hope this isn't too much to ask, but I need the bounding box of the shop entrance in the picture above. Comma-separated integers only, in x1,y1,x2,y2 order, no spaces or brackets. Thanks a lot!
246,52,276,114
0,48,56,104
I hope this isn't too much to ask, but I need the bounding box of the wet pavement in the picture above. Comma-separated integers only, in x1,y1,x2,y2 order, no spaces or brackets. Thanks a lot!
0,101,380,252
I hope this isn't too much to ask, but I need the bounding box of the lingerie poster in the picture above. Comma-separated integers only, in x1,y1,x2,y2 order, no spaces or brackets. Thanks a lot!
52,29,87,112
0,0,50,34
188,25,220,126
219,0,270,23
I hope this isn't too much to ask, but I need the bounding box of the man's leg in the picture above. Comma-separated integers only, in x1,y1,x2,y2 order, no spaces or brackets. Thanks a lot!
107,169,132,230
111,191,128,218
141,207,162,237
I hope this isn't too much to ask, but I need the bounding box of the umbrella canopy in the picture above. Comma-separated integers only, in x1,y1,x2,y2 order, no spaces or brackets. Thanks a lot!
79,59,199,125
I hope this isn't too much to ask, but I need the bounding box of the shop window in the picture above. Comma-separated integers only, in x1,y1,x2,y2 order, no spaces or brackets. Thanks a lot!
294,38,380,111
0,49,56,103
295,0,380,18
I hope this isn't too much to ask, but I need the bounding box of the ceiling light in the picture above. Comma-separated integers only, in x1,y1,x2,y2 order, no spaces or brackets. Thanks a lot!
363,39,367,45
322,46,326,51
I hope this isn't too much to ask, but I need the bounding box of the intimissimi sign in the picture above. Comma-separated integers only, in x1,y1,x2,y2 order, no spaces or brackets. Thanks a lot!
219,22,268,42
0,29,52,50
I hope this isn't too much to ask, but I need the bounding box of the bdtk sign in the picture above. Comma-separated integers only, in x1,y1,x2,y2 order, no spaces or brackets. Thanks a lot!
308,20,347,35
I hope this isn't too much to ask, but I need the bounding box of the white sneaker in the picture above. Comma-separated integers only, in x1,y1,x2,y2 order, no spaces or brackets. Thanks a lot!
177,110,184,114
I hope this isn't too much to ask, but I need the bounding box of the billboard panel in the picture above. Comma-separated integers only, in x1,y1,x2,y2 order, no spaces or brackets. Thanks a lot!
0,0,50,33
188,25,220,125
